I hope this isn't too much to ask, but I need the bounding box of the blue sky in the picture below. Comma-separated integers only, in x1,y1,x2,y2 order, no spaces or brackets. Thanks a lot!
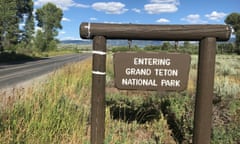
34,0,239,40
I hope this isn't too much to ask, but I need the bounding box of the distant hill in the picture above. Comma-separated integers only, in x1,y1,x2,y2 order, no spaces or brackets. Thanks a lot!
61,40,92,45
61,39,162,47
61,37,235,46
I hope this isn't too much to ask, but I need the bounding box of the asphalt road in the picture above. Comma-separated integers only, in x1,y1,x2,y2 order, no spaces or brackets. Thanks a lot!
0,53,91,88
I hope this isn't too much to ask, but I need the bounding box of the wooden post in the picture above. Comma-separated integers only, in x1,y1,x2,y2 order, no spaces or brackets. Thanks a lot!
193,37,216,144
91,36,106,144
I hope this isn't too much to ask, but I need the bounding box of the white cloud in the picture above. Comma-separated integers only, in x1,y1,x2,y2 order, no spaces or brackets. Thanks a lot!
35,0,89,11
62,17,71,22
144,0,179,14
145,3,178,14
150,0,179,5
92,2,128,14
181,14,207,24
74,3,90,8
156,18,170,23
132,8,141,13
90,17,97,21
60,36,81,40
59,31,66,34
205,11,227,21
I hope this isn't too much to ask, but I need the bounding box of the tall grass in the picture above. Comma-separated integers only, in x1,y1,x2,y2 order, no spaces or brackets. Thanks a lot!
0,59,92,143
211,55,240,144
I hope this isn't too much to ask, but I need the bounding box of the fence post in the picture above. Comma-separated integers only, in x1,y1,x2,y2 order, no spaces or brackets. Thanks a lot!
193,37,216,144
91,36,106,144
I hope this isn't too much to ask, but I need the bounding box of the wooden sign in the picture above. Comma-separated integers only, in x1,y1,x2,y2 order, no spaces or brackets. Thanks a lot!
114,52,191,91
80,23,231,144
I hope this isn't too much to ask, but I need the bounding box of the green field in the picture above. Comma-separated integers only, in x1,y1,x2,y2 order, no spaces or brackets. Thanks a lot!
0,54,239,143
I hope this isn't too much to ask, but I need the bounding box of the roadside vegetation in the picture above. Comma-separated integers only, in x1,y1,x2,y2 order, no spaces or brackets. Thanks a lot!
0,1,66,63
0,52,239,143
0,46,80,63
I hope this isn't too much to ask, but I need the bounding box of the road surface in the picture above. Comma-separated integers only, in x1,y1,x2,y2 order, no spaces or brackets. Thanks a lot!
0,53,91,88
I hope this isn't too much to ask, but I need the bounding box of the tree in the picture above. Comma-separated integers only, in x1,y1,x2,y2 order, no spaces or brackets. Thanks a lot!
35,3,63,51
17,0,34,46
17,0,33,18
161,41,173,51
0,0,34,52
225,12,240,54
34,30,46,52
23,13,34,47
0,0,19,51
217,43,234,54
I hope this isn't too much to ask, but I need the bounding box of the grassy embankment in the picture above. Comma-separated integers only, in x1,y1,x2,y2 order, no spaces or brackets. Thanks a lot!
0,54,239,143
0,44,90,63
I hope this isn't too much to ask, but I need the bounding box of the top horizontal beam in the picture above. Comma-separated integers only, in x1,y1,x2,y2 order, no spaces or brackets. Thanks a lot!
80,22,231,41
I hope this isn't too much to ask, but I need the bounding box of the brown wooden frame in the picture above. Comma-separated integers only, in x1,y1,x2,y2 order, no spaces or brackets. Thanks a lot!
80,22,231,144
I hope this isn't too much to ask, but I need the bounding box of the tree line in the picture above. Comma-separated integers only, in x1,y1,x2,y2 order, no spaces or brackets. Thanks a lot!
112,41,237,55
0,1,239,54
0,0,62,53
